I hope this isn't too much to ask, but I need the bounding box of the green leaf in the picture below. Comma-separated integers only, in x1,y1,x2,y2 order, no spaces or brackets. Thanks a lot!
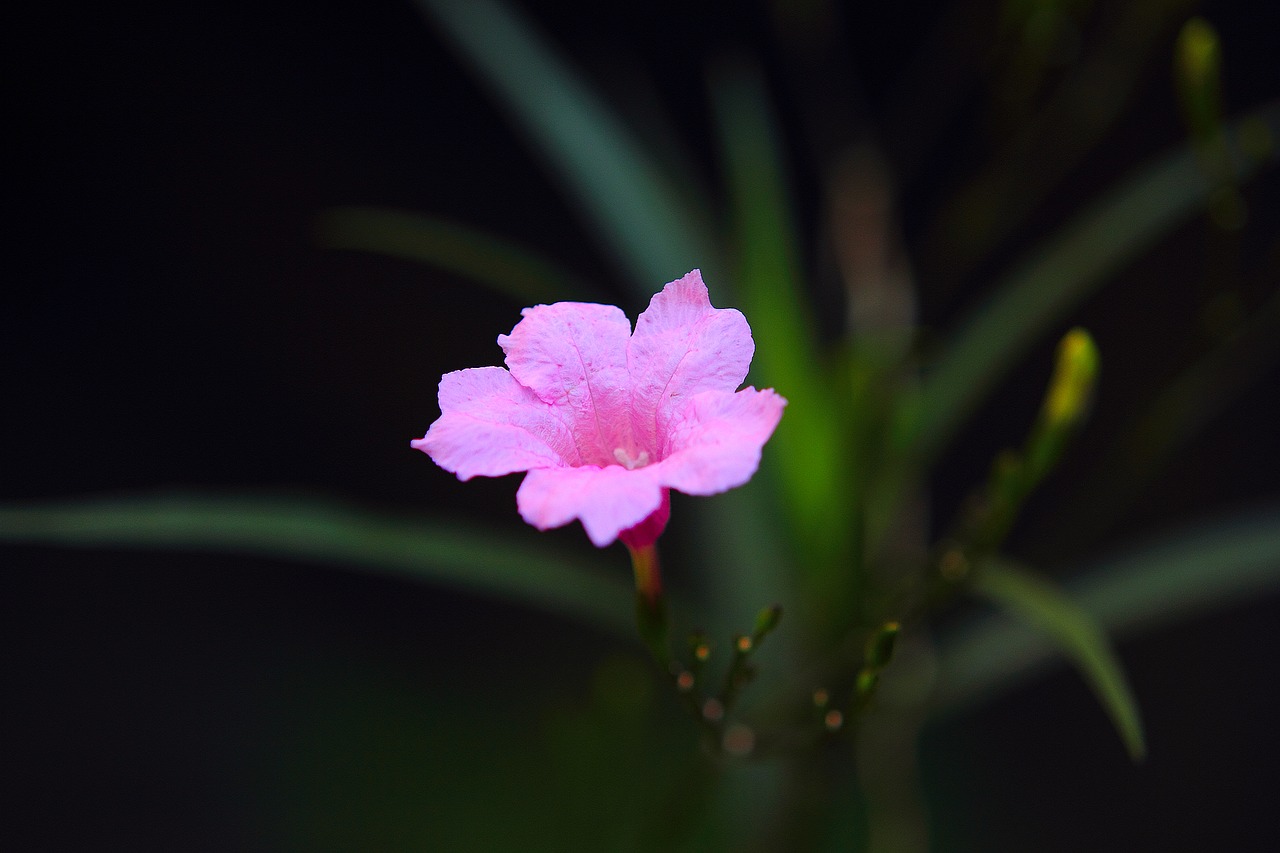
933,506,1280,742
316,206,601,303
0,492,636,638
709,58,847,570
968,560,1145,760
910,101,1280,465
415,0,719,297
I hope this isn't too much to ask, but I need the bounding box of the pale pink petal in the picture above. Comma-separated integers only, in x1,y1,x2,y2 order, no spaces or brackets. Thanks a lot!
516,464,665,548
499,302,634,467
412,366,579,480
652,387,787,496
627,270,754,455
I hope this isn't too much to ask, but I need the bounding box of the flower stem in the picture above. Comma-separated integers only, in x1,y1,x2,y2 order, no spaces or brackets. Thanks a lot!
628,542,670,666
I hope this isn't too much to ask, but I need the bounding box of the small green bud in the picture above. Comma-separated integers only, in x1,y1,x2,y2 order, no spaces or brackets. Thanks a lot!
1175,18,1223,142
864,621,901,670
1176,19,1220,90
1020,327,1099,487
1043,328,1099,429
855,667,879,700
752,604,783,638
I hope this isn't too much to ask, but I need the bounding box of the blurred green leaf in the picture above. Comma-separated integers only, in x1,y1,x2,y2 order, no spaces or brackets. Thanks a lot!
685,488,797,645
970,559,1146,760
0,492,637,638
933,506,1280,727
270,655,700,852
710,58,848,574
929,0,1199,281
316,206,600,303
910,100,1280,465
537,657,712,849
415,0,719,297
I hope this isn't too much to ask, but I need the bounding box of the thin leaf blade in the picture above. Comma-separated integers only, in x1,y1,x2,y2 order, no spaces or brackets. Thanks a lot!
415,0,719,296
911,101,1280,464
971,559,1146,760
933,506,1280,740
0,493,636,638
709,58,847,571
317,206,601,303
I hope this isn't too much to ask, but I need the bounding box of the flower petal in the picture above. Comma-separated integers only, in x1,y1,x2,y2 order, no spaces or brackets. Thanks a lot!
627,270,754,456
499,302,634,467
654,387,787,495
412,366,579,480
516,464,665,548
618,490,671,550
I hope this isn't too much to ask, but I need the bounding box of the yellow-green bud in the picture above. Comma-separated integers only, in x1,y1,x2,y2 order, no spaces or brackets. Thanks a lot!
1043,327,1099,429
864,621,901,670
1175,18,1223,138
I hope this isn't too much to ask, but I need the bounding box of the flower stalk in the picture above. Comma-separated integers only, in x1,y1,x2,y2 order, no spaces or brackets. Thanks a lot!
627,542,670,666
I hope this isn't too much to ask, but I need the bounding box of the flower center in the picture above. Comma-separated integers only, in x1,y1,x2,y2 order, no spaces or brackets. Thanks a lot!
613,447,651,470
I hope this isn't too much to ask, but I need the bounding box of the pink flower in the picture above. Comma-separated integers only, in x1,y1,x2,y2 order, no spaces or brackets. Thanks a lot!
413,270,786,548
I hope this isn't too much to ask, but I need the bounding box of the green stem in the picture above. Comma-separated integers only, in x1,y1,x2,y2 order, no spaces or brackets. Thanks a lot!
628,543,670,667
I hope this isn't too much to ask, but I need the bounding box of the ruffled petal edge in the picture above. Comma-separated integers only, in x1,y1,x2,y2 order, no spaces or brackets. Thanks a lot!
413,366,577,480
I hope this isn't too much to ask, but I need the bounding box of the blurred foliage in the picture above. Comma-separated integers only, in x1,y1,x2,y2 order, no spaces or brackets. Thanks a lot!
5,0,1279,848
970,559,1146,761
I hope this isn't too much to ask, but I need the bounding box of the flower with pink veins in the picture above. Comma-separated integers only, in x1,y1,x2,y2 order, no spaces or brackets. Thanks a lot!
413,269,786,548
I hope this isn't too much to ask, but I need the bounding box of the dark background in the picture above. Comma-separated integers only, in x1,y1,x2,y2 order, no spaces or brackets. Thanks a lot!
5,0,1277,849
